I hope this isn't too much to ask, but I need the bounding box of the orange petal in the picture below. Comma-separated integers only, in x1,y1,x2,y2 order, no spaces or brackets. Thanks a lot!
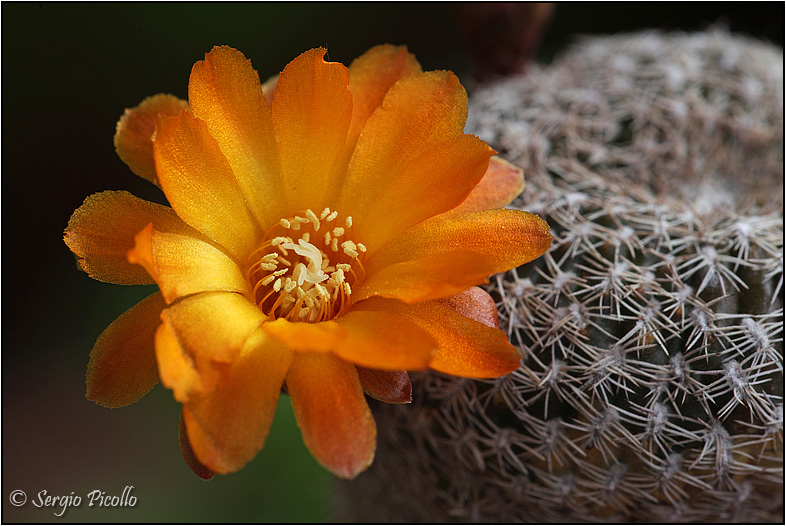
356,296,521,378
359,209,552,302
332,309,437,370
262,318,348,352
188,46,285,228
161,292,266,364
127,223,250,304
356,367,412,404
154,111,260,261
338,70,468,222
272,48,352,212
446,156,525,216
183,329,293,474
356,250,497,303
353,134,494,249
287,352,376,479
64,191,185,285
114,94,189,186
179,409,216,480
86,291,165,407
338,45,422,169
437,286,500,329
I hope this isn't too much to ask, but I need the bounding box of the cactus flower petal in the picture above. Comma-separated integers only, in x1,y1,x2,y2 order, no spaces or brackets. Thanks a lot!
66,45,550,480
356,368,412,404
272,48,353,213
359,209,552,303
64,191,184,285
127,223,250,304
179,330,293,475
178,409,216,481
286,352,376,479
355,296,522,378
448,156,526,216
154,111,260,261
86,291,165,407
114,93,189,186
188,46,284,229
345,44,422,153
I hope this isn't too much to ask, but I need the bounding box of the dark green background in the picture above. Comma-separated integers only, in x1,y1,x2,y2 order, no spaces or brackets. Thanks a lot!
2,2,782,523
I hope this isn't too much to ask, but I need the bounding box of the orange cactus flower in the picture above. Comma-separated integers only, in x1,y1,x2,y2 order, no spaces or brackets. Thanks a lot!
64,45,551,480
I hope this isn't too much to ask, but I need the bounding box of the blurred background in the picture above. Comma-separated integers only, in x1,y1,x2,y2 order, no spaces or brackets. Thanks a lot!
2,2,782,522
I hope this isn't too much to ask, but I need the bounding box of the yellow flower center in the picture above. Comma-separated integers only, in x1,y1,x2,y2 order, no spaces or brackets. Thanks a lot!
246,208,367,323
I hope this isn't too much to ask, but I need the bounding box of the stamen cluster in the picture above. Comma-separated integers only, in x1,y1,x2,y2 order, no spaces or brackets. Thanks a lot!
246,208,367,323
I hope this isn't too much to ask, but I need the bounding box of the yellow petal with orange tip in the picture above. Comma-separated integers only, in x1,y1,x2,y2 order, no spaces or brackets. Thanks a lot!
354,296,521,378
287,352,376,479
332,309,437,370
182,328,293,474
338,70,468,221
356,367,412,404
188,46,285,228
262,318,348,352
447,156,525,216
160,292,266,364
352,134,494,250
64,191,186,285
127,223,250,304
114,94,189,186
179,409,216,481
153,111,260,261
272,48,352,212
86,291,165,408
359,209,552,303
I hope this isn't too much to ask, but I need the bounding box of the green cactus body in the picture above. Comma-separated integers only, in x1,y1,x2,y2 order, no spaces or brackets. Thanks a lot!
336,30,783,522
